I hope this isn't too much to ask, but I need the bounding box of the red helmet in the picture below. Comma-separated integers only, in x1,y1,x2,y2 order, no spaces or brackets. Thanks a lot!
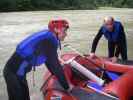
48,18,69,34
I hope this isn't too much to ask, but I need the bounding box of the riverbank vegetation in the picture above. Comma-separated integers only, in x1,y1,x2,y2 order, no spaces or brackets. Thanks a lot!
0,0,133,12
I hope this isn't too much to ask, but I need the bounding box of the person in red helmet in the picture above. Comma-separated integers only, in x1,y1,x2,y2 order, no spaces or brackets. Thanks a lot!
3,18,72,100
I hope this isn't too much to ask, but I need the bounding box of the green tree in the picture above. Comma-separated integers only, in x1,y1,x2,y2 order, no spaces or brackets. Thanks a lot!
0,0,133,12
112,0,125,7
0,0,17,11
124,0,133,8
16,0,33,10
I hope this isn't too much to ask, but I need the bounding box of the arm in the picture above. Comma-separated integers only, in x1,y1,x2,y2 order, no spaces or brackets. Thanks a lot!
44,40,70,90
91,27,103,53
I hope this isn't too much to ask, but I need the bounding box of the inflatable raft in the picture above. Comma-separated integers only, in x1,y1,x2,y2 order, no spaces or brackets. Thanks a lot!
41,53,133,100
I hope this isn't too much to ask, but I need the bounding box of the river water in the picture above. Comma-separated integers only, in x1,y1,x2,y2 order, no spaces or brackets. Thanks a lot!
0,9,133,100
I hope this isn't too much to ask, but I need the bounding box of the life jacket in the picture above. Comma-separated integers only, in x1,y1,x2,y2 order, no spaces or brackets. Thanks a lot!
16,29,59,70
102,21,122,42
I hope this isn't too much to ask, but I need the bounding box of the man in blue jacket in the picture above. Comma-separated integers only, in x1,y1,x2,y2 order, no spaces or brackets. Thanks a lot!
3,18,71,100
90,16,128,63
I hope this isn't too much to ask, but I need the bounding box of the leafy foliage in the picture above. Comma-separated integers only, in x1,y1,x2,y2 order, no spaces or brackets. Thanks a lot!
0,0,133,12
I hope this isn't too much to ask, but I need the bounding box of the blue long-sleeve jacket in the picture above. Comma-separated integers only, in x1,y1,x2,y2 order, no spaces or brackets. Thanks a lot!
91,21,127,53
16,29,60,77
